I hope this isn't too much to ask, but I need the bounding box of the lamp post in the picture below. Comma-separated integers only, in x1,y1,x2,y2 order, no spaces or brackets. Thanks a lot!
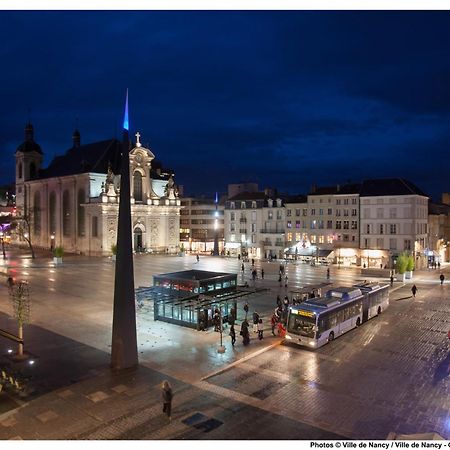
0,230,5,259
217,305,225,354
50,233,55,252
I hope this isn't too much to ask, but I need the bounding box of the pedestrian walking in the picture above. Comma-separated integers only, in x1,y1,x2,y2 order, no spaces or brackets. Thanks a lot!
243,302,249,320
196,254,200,263
251,258,255,266
440,274,445,285
238,254,241,260
229,325,236,346
276,295,282,308
326,268,330,279
252,269,257,282
278,273,282,286
213,308,220,332
390,275,394,286
161,380,173,422
271,313,277,336
257,318,264,340
411,284,417,298
284,275,288,288
438,262,441,270
261,268,265,279
241,263,245,274
252,311,260,333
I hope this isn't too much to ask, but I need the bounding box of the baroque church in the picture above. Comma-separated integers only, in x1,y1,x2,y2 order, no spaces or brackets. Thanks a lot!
14,123,181,255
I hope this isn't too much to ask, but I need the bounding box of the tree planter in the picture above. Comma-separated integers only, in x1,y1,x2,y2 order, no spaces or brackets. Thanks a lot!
178,251,185,257
405,270,413,279
53,257,63,265
396,273,406,282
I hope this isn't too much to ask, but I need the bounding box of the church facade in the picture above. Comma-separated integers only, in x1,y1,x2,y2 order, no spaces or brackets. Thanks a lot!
14,124,181,256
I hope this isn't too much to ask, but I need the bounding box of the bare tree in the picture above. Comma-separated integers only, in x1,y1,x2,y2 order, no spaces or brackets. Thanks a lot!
12,215,35,259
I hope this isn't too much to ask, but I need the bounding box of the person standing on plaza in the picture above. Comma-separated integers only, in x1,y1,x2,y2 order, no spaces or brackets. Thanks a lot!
161,380,173,422
241,319,250,345
196,254,200,263
390,274,394,286
257,318,264,340
261,268,264,279
326,268,330,279
438,262,441,270
243,302,249,320
411,284,417,298
271,313,277,336
252,258,255,266
278,273,282,287
285,274,288,288
229,325,236,347
252,310,260,333
241,262,245,274
440,274,445,285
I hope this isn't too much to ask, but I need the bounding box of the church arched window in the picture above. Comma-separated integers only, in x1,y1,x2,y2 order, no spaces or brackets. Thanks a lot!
49,192,56,234
133,171,143,202
63,190,71,236
77,189,86,237
18,163,23,179
33,191,41,235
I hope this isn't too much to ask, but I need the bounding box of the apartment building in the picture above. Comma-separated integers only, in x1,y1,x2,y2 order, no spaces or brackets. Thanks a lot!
224,189,285,259
359,178,429,269
428,194,450,264
179,196,224,253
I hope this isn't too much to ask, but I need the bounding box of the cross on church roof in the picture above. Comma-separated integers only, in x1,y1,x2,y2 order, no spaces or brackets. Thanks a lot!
135,131,142,147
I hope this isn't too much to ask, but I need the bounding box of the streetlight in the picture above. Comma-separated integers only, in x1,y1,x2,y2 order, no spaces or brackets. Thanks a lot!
217,305,226,354
50,234,55,251
0,230,5,259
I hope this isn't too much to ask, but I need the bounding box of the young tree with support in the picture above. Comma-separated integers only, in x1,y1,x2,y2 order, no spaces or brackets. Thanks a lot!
8,280,31,359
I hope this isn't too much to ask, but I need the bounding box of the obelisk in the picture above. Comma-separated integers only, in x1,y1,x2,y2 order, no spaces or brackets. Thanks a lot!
111,90,138,370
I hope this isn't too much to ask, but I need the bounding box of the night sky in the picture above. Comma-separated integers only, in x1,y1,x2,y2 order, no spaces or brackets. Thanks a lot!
1,11,449,200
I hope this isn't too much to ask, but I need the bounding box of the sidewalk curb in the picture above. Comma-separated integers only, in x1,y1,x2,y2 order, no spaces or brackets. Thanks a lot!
200,340,281,381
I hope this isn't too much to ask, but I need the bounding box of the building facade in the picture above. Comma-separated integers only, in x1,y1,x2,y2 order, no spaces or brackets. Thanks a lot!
224,188,285,259
359,179,429,269
179,196,224,253
14,124,181,256
428,194,450,264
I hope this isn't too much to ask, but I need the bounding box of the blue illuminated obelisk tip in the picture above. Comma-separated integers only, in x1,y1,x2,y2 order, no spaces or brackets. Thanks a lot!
123,89,129,131
215,191,218,204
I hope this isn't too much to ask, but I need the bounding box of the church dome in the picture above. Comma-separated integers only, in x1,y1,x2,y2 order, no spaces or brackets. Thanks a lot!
15,122,43,154
16,140,43,154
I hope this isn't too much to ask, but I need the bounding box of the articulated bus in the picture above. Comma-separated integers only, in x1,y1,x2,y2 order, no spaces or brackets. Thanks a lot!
285,283,389,348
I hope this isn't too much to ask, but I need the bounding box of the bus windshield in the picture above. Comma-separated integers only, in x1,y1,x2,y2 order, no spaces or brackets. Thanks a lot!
287,312,316,338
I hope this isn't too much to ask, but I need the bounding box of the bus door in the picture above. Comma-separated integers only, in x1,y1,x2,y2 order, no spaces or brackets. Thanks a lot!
362,294,369,322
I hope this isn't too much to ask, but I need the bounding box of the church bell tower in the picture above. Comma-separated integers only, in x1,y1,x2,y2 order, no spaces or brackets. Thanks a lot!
15,122,43,213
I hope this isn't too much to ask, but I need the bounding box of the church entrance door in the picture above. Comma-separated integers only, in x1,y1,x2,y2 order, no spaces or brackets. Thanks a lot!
134,228,143,252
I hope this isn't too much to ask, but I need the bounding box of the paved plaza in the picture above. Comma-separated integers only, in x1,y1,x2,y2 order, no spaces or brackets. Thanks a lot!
0,247,449,439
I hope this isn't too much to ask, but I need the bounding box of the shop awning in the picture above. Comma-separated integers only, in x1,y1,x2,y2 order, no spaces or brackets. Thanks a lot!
318,249,333,258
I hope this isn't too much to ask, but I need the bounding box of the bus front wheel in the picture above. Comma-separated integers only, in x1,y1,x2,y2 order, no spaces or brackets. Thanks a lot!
328,332,334,343
356,317,361,327
377,306,382,315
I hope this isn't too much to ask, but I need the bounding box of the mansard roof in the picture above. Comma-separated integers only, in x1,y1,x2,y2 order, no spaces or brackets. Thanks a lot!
228,192,268,201
360,178,428,197
309,183,361,196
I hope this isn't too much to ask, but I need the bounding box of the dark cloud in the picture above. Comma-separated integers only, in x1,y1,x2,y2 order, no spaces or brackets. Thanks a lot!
0,11,449,200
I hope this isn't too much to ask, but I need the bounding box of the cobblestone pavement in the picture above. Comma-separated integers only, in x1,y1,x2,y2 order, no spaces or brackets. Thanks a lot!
0,248,449,439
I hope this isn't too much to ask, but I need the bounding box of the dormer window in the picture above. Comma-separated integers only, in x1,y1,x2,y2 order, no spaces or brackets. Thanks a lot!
241,202,246,209
251,201,257,209
230,202,235,209
268,199,273,208
276,199,282,207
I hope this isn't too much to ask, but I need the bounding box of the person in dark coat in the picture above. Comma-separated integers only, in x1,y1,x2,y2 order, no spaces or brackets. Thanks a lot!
243,302,249,319
229,325,236,346
252,311,260,333
440,274,445,285
411,284,417,298
261,268,264,279
161,380,173,421
241,319,250,345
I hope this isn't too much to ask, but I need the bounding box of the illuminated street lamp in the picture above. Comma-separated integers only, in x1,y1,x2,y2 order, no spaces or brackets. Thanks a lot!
0,230,5,259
